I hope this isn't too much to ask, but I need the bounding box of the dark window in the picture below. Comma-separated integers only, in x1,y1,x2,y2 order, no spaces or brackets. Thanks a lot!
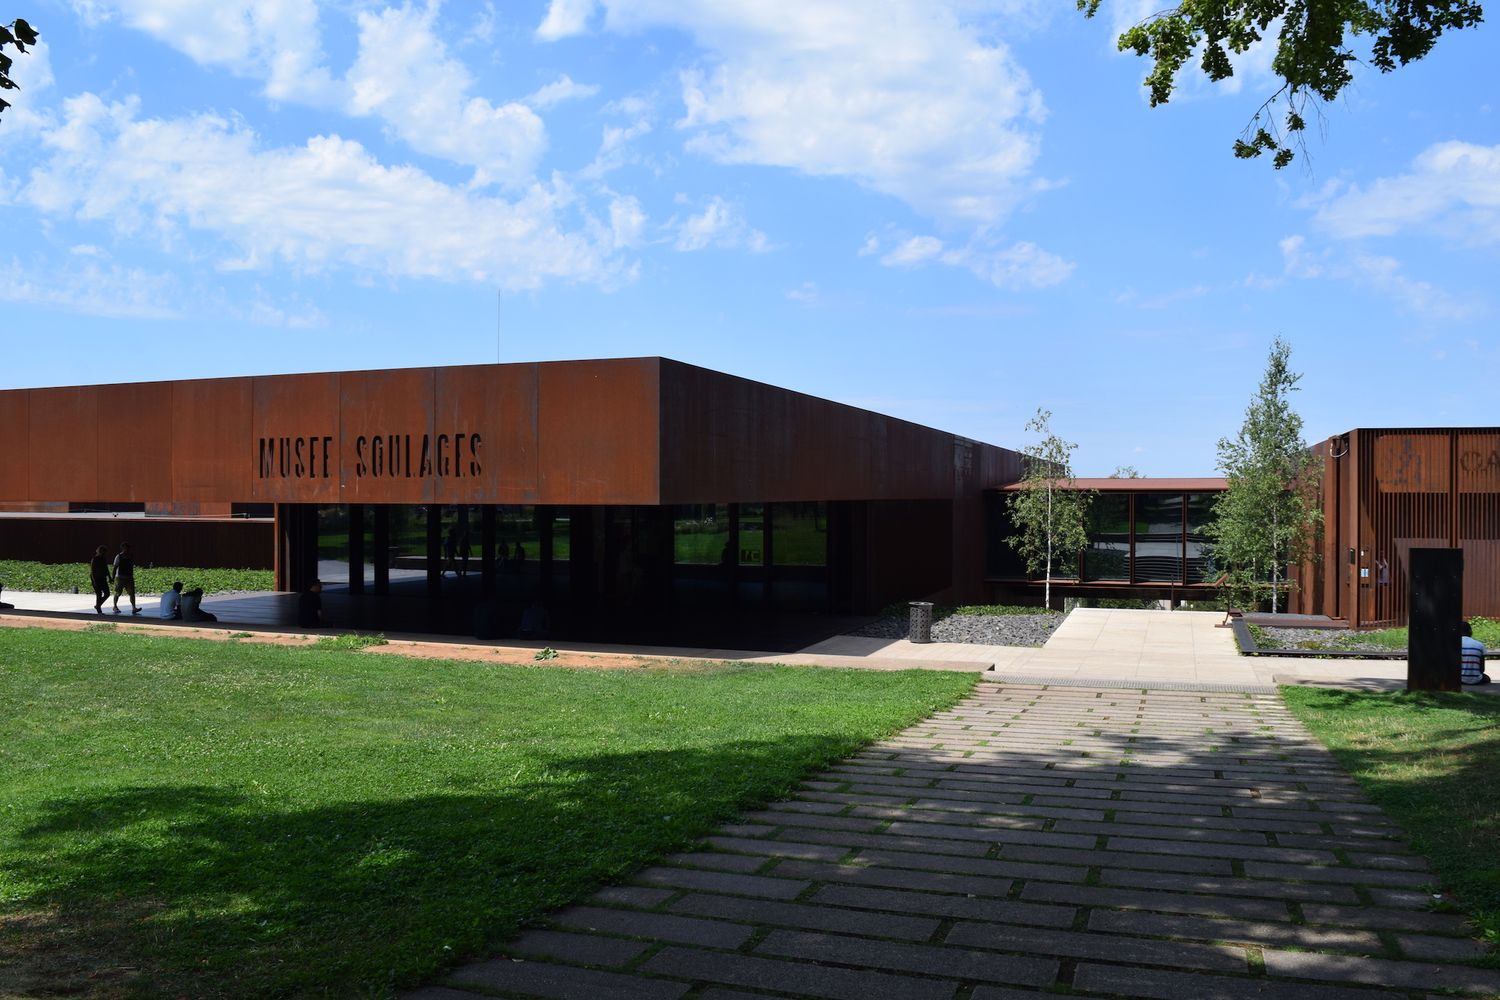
1133,494,1184,583
984,492,1028,578
1185,494,1216,583
773,502,827,567
1085,493,1131,581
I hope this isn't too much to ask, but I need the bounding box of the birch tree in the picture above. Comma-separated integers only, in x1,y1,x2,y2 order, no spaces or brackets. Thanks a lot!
1209,337,1323,613
1007,409,1094,609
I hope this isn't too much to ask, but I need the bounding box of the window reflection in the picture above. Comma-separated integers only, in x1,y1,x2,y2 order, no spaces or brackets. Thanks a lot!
1133,494,1184,583
1185,494,1216,584
1084,494,1130,581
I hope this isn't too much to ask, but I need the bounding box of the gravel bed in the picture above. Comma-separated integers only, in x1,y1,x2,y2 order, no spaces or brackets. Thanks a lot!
847,612,1063,648
1255,625,1401,654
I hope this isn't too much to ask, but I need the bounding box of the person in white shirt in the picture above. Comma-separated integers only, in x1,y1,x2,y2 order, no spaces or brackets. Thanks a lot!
1461,621,1489,685
159,581,183,620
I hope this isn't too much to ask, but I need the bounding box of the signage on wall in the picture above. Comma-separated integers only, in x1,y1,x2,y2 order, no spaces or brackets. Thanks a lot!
257,433,484,481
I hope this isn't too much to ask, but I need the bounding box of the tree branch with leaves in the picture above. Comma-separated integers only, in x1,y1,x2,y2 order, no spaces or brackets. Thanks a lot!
0,16,39,121
1078,1,1485,168
1007,408,1095,610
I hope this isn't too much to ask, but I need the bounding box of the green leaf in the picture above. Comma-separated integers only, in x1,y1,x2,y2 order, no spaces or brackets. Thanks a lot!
13,19,38,47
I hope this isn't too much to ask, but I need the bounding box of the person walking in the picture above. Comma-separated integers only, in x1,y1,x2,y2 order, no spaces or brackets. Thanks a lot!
110,542,141,615
88,545,111,614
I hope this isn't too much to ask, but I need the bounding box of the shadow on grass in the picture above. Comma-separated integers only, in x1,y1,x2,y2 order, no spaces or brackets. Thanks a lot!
1285,687,1500,952
2,736,854,1000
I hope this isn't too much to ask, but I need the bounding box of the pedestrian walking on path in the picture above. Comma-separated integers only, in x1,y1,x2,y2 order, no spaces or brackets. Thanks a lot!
88,544,110,613
110,542,141,615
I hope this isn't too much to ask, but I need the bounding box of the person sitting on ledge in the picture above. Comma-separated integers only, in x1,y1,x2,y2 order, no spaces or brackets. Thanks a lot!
1461,620,1489,686
297,579,324,629
181,586,218,622
159,581,183,620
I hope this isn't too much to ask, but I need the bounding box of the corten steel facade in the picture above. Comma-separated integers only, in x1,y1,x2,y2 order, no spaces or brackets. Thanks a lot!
1292,428,1500,628
0,358,1022,624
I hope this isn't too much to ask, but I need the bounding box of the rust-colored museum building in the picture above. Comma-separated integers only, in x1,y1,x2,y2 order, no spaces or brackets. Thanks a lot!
0,358,1020,635
1,358,1495,633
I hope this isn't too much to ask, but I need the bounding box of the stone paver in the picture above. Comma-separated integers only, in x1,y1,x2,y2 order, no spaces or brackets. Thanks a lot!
407,683,1495,1000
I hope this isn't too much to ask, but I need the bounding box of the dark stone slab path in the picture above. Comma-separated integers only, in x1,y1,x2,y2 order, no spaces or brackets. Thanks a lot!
405,682,1498,1000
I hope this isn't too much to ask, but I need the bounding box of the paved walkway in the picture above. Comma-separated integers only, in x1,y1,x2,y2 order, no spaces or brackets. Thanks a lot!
407,682,1497,1000
803,608,1414,689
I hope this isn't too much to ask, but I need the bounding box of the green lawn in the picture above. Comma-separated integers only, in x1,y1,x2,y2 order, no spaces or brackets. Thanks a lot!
0,560,274,596
1284,687,1500,951
0,628,973,999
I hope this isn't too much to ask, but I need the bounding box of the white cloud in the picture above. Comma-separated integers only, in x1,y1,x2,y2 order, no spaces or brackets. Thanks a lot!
464,2,498,45
580,117,654,178
0,254,185,319
591,0,1045,225
608,194,646,248
672,196,768,252
1278,233,1480,319
82,2,547,184
881,236,945,267
524,75,601,109
346,4,546,187
786,281,818,304
1313,141,1500,243
867,231,1073,290
21,94,628,290
536,0,598,40
104,0,340,105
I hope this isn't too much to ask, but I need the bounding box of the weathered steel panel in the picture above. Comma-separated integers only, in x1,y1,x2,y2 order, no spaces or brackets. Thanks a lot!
657,360,1018,505
1458,431,1500,620
433,364,540,505
338,368,436,503
538,358,659,505
0,390,29,501
250,372,341,503
28,386,97,501
0,514,272,569
173,378,253,502
96,381,175,502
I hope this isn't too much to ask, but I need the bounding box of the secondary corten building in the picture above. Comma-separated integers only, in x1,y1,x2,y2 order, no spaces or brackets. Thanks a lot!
0,358,1021,630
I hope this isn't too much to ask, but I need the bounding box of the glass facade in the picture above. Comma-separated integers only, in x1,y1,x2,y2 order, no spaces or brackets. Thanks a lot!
1133,494,1184,582
1084,494,1130,581
1185,493,1216,584
988,489,1224,587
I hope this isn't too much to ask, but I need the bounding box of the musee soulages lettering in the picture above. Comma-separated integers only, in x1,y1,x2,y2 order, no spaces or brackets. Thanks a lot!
257,433,483,480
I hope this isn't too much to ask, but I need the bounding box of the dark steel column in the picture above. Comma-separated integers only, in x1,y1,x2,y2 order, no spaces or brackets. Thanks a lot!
372,506,390,596
426,504,443,597
539,509,553,600
481,505,497,596
348,504,365,595
764,502,775,608
1408,547,1463,692
727,503,740,609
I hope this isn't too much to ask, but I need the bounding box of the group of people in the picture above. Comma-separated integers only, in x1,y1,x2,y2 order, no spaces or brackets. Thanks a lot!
86,543,216,621
88,543,143,615
158,580,218,622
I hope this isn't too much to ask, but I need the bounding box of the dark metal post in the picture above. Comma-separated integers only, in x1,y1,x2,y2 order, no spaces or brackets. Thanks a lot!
372,506,389,595
426,504,443,598
1408,547,1463,692
347,504,365,595
481,505,496,595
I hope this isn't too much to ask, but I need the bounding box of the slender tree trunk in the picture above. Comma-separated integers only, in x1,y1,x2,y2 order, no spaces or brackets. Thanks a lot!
1045,480,1053,609
1271,508,1279,614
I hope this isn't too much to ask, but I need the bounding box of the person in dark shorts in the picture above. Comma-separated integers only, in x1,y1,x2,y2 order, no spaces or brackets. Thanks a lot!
110,542,141,615
89,545,111,613
296,579,324,628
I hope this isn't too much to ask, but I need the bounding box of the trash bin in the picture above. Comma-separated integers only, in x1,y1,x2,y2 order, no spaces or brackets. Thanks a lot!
908,601,934,644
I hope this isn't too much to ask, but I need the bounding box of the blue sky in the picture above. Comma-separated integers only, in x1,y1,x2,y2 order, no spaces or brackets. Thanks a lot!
2,1,1495,475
